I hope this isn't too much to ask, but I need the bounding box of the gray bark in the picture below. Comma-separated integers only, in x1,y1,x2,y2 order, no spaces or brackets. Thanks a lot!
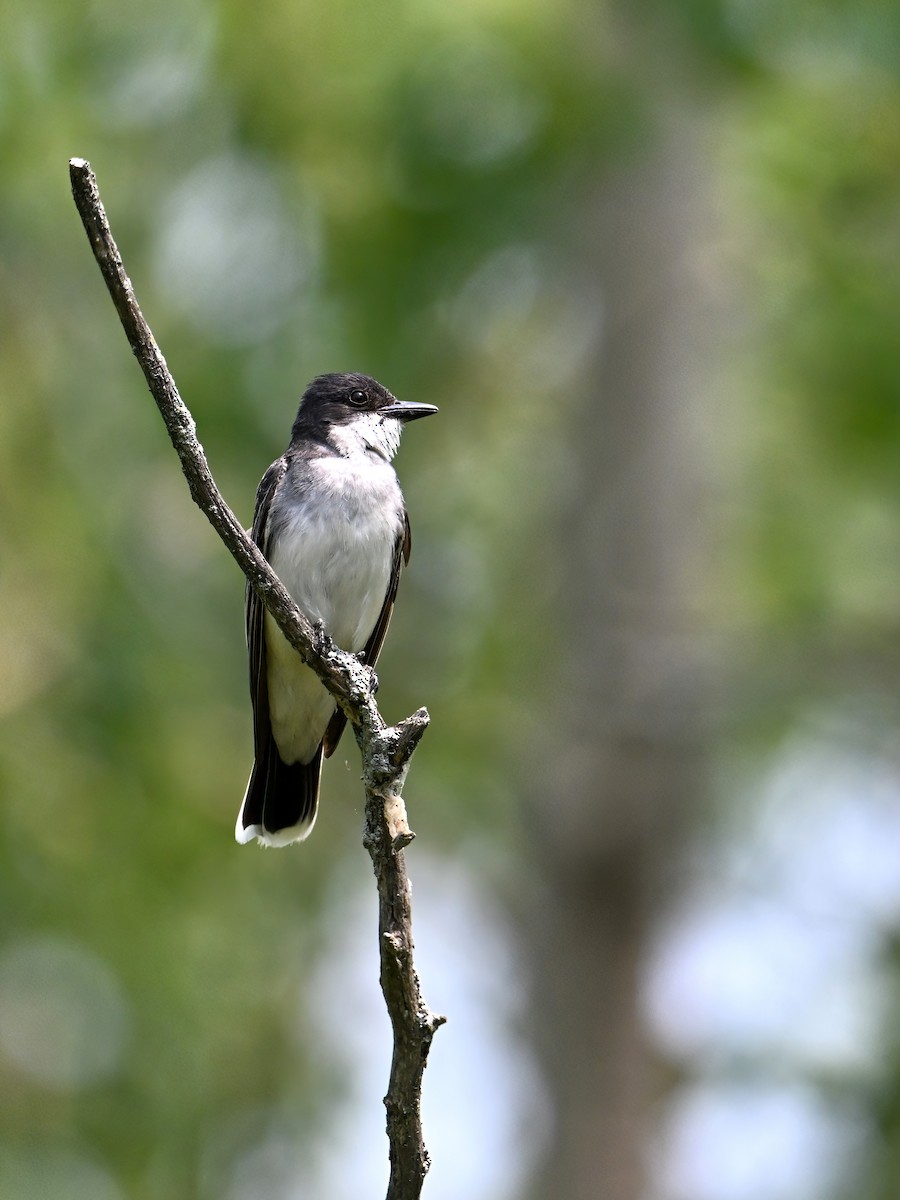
69,157,445,1200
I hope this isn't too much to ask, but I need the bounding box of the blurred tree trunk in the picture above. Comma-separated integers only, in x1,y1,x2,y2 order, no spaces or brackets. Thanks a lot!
525,115,715,1200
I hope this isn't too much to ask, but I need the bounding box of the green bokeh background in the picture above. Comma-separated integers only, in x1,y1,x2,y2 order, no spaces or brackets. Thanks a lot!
2,1,900,1197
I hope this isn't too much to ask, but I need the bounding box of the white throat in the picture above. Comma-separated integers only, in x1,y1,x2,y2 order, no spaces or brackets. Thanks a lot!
329,412,403,462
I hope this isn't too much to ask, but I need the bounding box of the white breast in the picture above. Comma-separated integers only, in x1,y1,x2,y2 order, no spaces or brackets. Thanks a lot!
268,452,403,649
264,447,405,764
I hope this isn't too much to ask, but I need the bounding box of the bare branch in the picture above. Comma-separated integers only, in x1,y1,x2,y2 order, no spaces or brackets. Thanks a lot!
69,156,444,1200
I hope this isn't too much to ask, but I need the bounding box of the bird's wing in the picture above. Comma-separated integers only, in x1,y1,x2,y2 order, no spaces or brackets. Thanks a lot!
322,510,411,758
246,456,289,758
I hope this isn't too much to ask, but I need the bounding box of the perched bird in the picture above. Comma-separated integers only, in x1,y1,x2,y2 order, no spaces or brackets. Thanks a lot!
236,373,438,847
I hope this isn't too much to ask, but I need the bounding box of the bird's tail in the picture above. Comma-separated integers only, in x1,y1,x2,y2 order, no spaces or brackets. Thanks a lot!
236,742,323,847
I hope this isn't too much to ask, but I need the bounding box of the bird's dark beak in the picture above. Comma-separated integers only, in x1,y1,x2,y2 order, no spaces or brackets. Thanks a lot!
380,400,439,422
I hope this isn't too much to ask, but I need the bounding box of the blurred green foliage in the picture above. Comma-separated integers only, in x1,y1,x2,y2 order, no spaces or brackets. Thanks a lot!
1,0,900,1196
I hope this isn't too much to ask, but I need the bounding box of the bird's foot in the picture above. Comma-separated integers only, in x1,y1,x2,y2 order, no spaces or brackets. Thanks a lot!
353,652,379,693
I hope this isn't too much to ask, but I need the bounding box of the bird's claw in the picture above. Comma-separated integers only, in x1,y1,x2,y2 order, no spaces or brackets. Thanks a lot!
353,652,379,694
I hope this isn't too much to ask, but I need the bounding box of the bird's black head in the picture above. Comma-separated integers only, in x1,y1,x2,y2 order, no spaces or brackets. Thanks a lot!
290,373,437,451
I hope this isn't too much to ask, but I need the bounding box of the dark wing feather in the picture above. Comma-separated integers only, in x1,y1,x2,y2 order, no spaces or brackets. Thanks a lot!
322,510,411,758
240,452,324,840
239,457,291,835
246,456,289,752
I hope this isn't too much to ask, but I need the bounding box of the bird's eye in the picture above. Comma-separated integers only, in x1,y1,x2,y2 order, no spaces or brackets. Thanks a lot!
347,389,369,408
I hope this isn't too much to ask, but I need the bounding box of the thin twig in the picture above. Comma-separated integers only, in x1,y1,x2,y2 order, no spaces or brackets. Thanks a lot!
69,156,445,1200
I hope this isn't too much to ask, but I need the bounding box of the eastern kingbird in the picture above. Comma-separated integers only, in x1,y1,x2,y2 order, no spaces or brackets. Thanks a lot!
236,373,438,847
